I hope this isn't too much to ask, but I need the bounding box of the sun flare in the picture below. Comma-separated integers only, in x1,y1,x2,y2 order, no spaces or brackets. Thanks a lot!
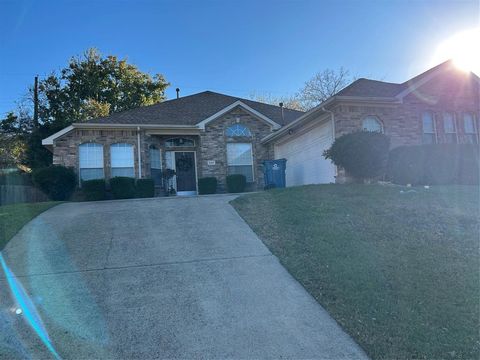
433,28,480,75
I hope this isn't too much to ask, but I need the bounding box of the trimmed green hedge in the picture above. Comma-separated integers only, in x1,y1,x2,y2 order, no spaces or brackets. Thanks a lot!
387,144,479,185
110,177,136,199
198,177,217,195
136,179,155,198
323,131,390,181
82,179,107,201
226,174,247,193
32,165,76,200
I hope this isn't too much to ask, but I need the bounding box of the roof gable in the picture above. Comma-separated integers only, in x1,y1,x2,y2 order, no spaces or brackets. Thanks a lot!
84,91,303,127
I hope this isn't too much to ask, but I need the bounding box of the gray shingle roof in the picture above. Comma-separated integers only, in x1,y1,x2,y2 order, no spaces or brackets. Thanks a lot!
335,78,405,98
85,91,304,126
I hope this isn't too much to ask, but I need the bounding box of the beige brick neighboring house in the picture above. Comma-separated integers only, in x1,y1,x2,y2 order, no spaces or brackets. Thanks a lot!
264,60,480,185
43,91,302,194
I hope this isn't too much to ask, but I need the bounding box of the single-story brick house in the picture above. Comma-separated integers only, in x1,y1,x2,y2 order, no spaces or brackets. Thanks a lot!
44,60,479,192
263,60,479,185
43,91,303,194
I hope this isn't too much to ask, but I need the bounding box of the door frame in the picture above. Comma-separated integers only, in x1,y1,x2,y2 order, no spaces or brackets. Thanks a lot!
165,150,198,196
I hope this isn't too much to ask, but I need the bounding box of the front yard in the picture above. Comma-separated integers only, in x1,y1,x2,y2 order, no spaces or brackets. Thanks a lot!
0,202,60,250
232,185,479,359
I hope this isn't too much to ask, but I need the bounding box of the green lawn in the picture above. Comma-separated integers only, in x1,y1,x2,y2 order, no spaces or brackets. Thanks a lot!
0,202,60,250
232,185,479,359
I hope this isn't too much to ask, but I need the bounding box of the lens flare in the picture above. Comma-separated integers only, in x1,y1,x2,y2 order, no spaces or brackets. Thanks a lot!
0,253,61,360
433,28,480,75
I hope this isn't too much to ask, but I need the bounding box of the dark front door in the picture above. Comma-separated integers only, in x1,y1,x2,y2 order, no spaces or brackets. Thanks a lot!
175,152,196,192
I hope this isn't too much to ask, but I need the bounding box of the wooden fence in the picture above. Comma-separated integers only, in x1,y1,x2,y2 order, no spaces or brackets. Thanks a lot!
0,185,49,206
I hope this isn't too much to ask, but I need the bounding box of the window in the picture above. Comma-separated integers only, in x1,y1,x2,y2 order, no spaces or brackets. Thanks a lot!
79,143,104,180
149,145,162,185
463,113,477,144
362,116,383,133
443,112,457,143
165,137,194,147
422,111,436,144
227,143,254,182
226,124,252,137
110,143,134,178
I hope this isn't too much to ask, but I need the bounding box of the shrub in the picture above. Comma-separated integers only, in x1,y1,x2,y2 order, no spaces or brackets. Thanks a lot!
323,131,390,181
136,178,155,198
198,177,217,195
32,165,77,200
110,177,136,199
387,144,479,185
226,174,247,193
82,179,107,201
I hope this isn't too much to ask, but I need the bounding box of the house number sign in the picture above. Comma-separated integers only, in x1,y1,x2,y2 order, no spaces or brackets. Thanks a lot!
207,160,216,166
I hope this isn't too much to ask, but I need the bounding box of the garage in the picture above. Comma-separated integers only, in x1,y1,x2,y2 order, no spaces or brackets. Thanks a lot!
274,120,335,186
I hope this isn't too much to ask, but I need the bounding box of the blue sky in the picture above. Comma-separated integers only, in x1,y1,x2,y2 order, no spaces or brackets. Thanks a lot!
0,0,479,116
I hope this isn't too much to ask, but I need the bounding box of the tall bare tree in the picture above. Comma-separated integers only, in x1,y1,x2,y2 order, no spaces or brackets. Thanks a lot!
250,67,353,112
295,67,352,110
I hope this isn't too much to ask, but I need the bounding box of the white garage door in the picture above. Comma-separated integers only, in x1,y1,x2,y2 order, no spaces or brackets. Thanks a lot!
274,120,335,186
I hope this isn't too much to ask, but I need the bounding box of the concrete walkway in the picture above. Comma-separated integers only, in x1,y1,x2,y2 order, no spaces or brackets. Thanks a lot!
0,196,367,359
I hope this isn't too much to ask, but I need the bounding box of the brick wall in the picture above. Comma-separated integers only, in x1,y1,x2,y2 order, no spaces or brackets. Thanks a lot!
333,73,480,148
52,106,276,192
199,106,274,192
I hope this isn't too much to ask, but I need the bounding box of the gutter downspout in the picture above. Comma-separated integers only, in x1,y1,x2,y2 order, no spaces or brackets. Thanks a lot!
322,106,338,178
137,127,142,178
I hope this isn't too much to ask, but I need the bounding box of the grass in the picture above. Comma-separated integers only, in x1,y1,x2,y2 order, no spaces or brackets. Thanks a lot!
232,185,480,359
0,202,60,250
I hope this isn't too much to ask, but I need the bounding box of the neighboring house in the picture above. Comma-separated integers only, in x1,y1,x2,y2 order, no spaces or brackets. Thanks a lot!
43,91,303,194
264,60,480,185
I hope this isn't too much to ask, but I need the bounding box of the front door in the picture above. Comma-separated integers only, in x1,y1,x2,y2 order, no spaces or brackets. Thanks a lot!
174,152,197,194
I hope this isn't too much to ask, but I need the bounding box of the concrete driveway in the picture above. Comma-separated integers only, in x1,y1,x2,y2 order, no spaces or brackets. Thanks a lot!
0,196,366,359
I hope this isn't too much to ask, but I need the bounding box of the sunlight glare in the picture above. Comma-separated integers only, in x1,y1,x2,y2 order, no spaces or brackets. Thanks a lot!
433,28,480,75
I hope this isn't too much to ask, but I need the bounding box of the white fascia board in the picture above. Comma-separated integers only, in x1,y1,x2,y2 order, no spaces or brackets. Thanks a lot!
196,100,281,130
261,97,335,144
41,125,75,145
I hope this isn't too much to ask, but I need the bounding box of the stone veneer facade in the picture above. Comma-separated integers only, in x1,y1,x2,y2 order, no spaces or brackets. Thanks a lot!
52,106,275,192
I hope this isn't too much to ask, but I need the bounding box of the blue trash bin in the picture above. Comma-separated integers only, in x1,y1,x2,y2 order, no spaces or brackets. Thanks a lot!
263,159,287,189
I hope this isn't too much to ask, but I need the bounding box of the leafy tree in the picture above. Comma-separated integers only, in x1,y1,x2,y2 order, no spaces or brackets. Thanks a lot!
0,112,31,168
39,48,169,127
0,48,170,170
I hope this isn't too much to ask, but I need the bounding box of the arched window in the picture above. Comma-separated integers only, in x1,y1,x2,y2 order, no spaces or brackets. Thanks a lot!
362,116,383,133
110,143,134,178
165,137,194,147
79,143,104,181
226,124,252,137
149,145,162,185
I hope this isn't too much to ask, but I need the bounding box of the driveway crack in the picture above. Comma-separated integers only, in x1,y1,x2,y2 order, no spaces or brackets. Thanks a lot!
103,235,114,269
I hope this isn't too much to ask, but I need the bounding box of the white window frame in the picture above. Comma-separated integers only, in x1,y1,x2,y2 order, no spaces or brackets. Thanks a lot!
443,112,458,143
463,112,478,144
110,143,135,178
78,143,104,182
421,111,437,144
225,124,252,137
362,116,384,133
149,146,162,170
226,142,254,182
